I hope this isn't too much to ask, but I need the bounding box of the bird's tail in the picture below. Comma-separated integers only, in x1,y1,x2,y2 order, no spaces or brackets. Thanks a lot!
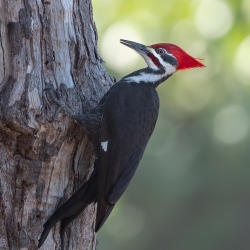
38,175,97,249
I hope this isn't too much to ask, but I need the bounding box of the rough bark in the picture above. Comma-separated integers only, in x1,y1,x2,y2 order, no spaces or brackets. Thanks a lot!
0,0,113,249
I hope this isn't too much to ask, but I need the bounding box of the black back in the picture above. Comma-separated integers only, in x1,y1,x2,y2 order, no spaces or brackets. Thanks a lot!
95,80,159,230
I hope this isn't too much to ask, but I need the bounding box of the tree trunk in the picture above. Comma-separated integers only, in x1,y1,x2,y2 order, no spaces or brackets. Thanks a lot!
0,0,112,249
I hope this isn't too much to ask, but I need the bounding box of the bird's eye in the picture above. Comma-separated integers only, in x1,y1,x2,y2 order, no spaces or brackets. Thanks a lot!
157,49,165,54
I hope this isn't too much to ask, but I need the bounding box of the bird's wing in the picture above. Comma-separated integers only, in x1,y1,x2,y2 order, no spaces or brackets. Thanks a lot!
95,139,146,231
95,82,159,231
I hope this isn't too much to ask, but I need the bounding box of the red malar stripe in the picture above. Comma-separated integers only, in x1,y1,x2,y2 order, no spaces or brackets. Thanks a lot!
147,53,161,67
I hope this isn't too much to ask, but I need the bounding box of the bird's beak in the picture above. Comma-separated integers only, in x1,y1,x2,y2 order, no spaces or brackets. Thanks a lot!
120,39,149,54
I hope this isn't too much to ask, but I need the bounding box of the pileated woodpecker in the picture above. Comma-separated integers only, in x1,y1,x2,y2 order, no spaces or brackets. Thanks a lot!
38,39,204,249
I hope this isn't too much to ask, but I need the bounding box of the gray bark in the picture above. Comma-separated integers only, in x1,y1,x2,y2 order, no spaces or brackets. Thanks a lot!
0,0,113,249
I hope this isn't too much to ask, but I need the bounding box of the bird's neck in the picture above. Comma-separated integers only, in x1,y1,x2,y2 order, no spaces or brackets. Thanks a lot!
122,67,174,87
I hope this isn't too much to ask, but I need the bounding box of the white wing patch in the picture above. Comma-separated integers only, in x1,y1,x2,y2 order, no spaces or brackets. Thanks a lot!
101,141,108,152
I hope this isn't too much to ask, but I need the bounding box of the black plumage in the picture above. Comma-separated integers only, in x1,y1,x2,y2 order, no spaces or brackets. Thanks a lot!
38,39,204,249
95,81,159,231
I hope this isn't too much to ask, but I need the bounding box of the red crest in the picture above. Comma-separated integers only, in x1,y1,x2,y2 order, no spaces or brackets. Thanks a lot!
150,43,205,70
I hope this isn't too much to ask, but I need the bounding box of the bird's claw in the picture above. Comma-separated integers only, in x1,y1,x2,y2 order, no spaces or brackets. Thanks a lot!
44,88,63,107
44,88,74,121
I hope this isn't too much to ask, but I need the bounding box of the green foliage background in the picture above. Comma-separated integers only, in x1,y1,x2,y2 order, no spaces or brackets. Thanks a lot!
92,0,250,249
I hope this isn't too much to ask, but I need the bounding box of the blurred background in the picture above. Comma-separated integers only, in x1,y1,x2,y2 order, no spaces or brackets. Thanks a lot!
92,0,250,249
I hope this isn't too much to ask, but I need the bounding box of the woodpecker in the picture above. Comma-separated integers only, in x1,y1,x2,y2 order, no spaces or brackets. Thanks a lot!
38,39,204,249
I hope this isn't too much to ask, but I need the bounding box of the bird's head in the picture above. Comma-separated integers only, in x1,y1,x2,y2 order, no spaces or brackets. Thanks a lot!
120,39,205,74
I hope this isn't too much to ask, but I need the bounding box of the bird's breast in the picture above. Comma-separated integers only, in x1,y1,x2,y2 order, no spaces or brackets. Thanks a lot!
103,82,160,145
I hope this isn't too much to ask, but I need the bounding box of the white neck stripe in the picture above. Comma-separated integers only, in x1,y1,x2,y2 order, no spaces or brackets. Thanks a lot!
124,66,175,84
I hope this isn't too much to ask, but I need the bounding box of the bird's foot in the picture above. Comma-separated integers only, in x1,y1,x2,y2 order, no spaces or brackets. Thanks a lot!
44,88,74,121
